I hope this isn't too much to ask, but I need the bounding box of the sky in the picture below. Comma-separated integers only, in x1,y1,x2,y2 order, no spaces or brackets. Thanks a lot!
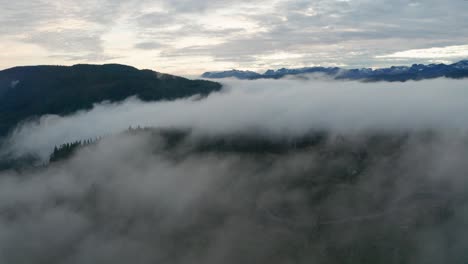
1,0,468,75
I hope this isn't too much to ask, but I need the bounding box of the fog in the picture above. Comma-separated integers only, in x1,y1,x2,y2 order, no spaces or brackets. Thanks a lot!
1,77,468,263
1,128,468,263
4,77,468,159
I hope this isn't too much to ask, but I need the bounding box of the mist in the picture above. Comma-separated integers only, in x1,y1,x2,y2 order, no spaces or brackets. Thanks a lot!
1,77,468,263
4,77,468,159
1,126,468,263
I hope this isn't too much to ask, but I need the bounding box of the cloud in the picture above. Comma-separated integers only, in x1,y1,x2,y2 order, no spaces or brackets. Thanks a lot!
1,118,468,263
0,0,131,67
24,29,105,53
2,0,468,73
376,45,468,60
134,41,163,50
48,53,121,62
1,75,468,263
2,2,468,261
4,77,468,160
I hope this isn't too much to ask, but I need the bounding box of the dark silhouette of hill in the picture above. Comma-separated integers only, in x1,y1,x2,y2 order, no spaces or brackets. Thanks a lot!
0,64,222,136
202,59,468,81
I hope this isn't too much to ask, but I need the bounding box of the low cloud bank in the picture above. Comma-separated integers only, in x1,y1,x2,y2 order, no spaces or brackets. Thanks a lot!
4,77,468,159
0,130,468,263
1,77,468,263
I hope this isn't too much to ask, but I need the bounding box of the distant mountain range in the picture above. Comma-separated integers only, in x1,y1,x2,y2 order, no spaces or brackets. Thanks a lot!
0,64,222,136
202,60,468,81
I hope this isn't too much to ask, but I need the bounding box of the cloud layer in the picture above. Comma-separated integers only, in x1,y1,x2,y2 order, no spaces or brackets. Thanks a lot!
1,75,468,263
4,77,468,160
1,0,468,73
1,119,468,263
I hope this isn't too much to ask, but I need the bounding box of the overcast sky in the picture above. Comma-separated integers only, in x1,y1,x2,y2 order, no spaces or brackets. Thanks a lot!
1,0,468,75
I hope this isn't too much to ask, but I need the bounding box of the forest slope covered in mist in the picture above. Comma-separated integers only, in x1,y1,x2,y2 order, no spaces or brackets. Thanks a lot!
0,69,468,263
0,64,221,136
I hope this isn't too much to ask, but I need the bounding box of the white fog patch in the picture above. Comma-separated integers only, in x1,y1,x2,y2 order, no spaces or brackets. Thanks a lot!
1,129,468,264
376,45,468,59
3,78,468,160
10,80,20,88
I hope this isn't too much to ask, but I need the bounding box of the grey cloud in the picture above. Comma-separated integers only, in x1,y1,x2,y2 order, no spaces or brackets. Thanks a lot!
5,78,468,160
25,30,104,53
1,68,468,263
134,41,163,50
1,122,468,263
2,0,468,69
155,0,468,69
48,53,122,62
1,0,132,61
0,0,55,34
157,0,256,13
134,11,177,28
0,0,127,32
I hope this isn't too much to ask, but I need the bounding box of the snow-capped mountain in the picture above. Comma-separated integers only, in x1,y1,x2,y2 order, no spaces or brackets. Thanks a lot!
201,60,468,81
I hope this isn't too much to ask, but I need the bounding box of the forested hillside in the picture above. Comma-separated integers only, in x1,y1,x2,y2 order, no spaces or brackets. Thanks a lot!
0,64,222,136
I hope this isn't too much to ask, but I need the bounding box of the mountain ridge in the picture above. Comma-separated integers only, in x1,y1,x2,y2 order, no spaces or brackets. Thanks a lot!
0,63,222,136
201,60,468,81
